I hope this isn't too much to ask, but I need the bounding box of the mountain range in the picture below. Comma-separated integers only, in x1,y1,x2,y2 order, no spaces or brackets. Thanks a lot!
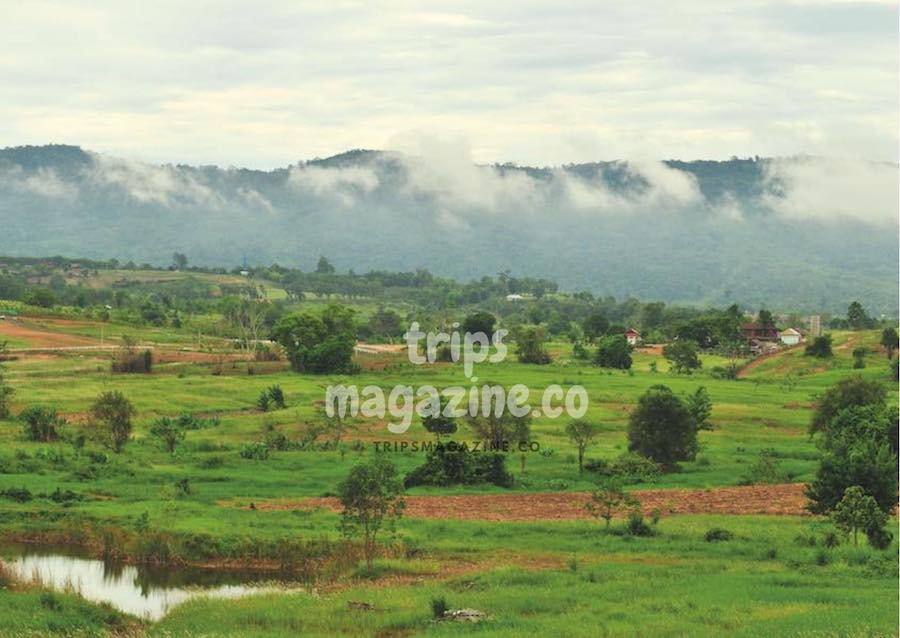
0,144,896,314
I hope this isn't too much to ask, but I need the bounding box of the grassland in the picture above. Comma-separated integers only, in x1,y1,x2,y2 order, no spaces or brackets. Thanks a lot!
0,315,896,637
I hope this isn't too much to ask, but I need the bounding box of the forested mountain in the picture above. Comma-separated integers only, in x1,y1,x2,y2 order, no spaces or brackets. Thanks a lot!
0,144,896,313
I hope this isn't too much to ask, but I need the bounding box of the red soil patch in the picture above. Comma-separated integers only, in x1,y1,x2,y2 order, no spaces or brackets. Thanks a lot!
231,483,809,520
0,319,99,348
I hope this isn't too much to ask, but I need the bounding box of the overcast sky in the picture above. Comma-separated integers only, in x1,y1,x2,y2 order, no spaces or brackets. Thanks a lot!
1,0,897,168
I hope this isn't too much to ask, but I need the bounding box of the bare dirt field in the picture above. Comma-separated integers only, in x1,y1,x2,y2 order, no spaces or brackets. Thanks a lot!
0,319,100,348
230,483,809,520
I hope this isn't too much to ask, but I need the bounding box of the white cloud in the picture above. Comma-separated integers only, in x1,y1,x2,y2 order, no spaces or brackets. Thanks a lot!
287,164,380,207
762,157,899,224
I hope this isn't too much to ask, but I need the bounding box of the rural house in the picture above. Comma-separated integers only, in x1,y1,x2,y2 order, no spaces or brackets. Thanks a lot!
625,328,642,346
778,328,802,346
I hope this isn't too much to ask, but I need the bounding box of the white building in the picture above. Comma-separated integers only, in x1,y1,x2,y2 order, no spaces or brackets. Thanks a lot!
778,328,802,346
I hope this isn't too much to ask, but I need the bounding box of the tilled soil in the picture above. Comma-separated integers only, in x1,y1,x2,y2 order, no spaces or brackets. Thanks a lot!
235,483,810,521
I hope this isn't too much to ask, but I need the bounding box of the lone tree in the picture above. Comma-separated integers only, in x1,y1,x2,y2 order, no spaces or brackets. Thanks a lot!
595,335,633,369
91,391,136,452
805,334,833,358
846,301,871,330
171,252,188,270
686,386,713,431
337,457,405,569
627,385,699,470
831,486,889,547
515,324,551,364
565,420,599,474
880,327,898,359
150,416,186,454
586,480,638,529
662,339,702,374
422,396,457,441
274,305,358,374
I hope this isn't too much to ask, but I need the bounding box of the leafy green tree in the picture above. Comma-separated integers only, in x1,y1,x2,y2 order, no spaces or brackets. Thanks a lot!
686,386,713,430
367,306,404,340
807,405,897,514
337,458,405,568
467,411,531,451
595,335,633,369
582,313,609,342
90,391,136,452
515,324,551,364
804,334,833,358
852,347,867,369
461,311,496,337
809,376,886,436
880,327,898,359
586,480,638,528
422,396,457,441
20,406,65,442
627,385,698,469
149,416,186,454
316,256,335,274
274,305,358,374
846,301,871,330
831,486,889,546
565,420,599,474
662,339,702,374
171,252,188,270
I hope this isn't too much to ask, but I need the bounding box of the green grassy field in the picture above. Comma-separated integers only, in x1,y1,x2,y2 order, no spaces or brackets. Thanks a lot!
0,317,896,637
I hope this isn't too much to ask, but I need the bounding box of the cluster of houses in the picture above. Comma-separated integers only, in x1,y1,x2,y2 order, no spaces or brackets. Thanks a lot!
620,318,815,354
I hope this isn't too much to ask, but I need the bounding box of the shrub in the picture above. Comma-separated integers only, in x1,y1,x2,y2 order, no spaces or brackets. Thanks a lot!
431,596,449,619
257,385,286,411
740,448,785,485
239,441,270,460
0,486,32,502
20,406,66,442
404,446,514,488
111,343,153,373
704,527,733,542
624,512,655,537
805,335,833,358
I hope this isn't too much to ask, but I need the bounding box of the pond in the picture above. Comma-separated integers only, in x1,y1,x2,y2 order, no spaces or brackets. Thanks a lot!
0,543,304,620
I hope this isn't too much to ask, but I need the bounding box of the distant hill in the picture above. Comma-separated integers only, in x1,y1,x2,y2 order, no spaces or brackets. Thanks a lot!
0,144,896,314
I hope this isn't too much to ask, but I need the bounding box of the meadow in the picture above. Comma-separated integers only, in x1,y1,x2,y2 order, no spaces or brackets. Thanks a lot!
0,309,896,637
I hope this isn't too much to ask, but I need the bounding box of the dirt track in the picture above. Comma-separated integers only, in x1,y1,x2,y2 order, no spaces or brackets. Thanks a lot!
236,483,809,520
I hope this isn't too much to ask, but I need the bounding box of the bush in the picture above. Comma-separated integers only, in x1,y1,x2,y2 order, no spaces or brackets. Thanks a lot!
404,446,514,488
585,453,661,484
111,347,153,373
623,512,655,537
805,335,833,358
257,385,286,411
239,441,270,460
627,385,698,469
20,406,66,442
704,527,733,542
0,486,32,502
431,597,449,619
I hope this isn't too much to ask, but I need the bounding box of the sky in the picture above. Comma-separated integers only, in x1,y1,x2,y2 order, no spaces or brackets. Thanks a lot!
1,0,897,168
